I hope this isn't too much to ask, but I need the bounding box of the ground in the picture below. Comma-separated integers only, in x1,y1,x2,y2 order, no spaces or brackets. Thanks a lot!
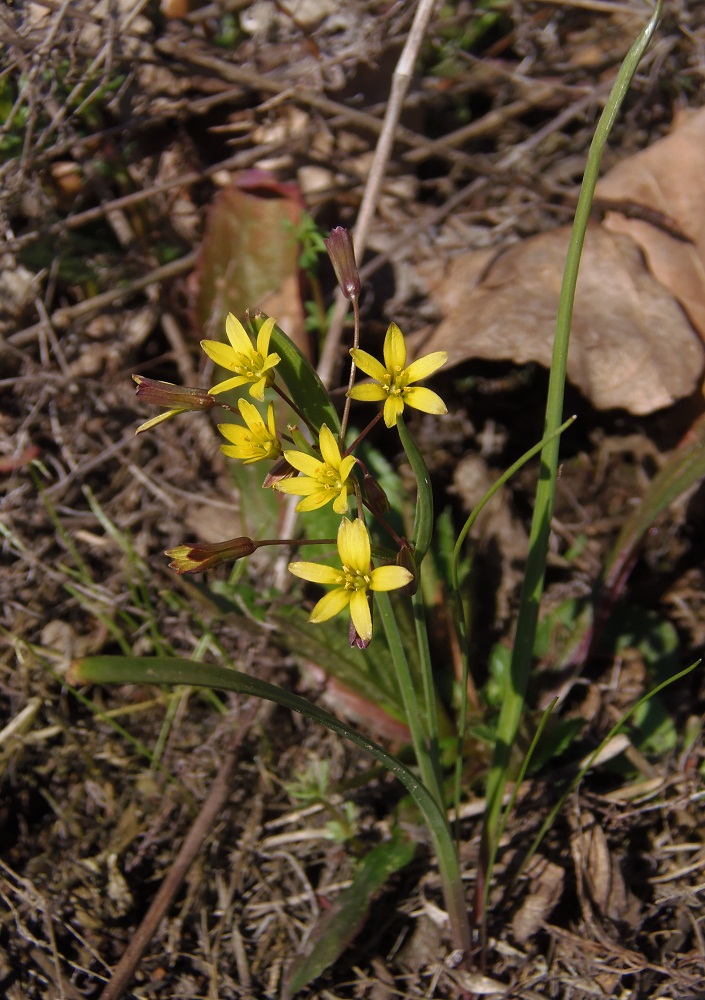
2,1,705,998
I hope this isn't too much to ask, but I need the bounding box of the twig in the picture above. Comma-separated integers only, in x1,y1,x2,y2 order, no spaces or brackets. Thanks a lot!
97,700,263,1000
317,0,440,388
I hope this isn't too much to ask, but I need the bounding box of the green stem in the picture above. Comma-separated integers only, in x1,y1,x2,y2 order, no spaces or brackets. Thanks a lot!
480,0,663,908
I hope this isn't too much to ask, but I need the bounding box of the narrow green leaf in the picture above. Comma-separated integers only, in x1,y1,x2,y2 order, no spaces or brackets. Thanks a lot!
70,654,471,954
254,314,340,434
282,829,416,999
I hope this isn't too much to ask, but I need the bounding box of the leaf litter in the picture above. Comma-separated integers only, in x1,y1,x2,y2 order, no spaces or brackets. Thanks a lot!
1,1,705,997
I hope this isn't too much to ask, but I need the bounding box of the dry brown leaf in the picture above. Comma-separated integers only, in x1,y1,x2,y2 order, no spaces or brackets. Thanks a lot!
597,106,705,341
419,224,704,414
511,855,565,945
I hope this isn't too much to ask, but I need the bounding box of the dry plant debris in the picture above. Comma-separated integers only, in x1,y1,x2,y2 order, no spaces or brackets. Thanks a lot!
1,0,705,996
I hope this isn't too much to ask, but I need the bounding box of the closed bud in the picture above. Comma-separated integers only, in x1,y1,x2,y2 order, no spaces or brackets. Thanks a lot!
396,543,418,596
349,615,371,650
133,375,217,411
362,472,390,516
324,227,360,301
262,456,298,489
165,536,256,574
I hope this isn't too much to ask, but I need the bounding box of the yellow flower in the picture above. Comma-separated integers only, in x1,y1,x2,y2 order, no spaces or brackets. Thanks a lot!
274,424,356,514
201,314,281,401
218,399,281,464
288,518,413,643
347,322,448,428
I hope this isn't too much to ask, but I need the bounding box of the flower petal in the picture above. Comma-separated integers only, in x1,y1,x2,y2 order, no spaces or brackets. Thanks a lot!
347,383,388,402
255,317,276,357
332,488,350,514
369,565,414,591
225,313,253,354
201,340,238,371
383,394,405,428
209,375,248,394
338,517,370,572
349,590,372,642
217,423,248,445
383,322,407,372
405,351,448,383
309,587,351,623
349,348,387,383
318,424,341,468
237,398,262,432
274,476,320,497
403,386,447,415
339,455,357,481
248,378,267,401
260,353,281,372
288,562,342,585
296,492,331,512
283,450,324,476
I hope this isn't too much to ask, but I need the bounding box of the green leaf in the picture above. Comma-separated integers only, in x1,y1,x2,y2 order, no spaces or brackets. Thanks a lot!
282,829,416,999
258,315,340,434
70,654,471,954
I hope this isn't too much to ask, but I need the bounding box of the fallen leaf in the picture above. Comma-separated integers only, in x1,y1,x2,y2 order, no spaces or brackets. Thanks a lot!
512,855,565,945
597,106,705,341
419,223,704,414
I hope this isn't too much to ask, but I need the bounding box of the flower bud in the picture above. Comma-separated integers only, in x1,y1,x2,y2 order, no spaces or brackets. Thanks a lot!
262,456,297,489
324,227,360,301
133,375,217,411
349,615,371,650
396,543,418,596
362,472,390,516
165,536,256,574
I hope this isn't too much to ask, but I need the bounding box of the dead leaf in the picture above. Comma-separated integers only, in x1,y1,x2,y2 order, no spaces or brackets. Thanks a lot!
512,855,565,945
420,224,704,414
597,106,705,341
192,172,308,355
571,812,633,923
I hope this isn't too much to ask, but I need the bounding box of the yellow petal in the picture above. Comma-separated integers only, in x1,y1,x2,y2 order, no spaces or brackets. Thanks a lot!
283,450,324,476
225,313,253,354
383,394,405,428
209,376,248,395
289,561,343,585
349,348,387,383
201,340,238,371
296,491,331,511
403,386,447,415
405,351,448,383
248,378,266,401
349,590,372,641
237,398,263,432
347,383,387,402
338,517,370,572
318,424,341,469
255,317,276,357
383,322,406,371
217,423,248,445
274,477,318,497
309,587,351,623
369,565,413,591
332,488,350,514
135,409,186,434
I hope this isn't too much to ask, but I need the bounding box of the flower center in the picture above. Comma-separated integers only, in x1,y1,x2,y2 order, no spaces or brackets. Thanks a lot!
342,567,371,591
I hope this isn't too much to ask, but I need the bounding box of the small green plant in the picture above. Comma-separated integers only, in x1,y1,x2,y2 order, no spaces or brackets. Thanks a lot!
71,4,685,990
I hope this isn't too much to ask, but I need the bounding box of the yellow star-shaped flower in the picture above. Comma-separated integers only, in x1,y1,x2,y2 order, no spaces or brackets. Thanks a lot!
218,399,281,464
274,424,356,514
347,322,448,428
201,314,281,401
288,517,413,643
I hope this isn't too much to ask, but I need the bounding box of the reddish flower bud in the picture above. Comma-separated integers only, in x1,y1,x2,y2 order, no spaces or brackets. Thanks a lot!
362,472,390,516
262,456,298,489
133,375,217,411
324,227,360,301
165,536,256,574
396,543,418,596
